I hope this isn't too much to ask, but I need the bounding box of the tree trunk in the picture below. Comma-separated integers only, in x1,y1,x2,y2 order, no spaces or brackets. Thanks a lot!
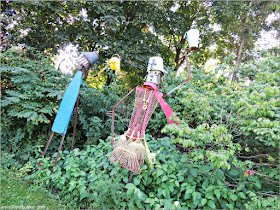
231,0,253,82
173,36,186,71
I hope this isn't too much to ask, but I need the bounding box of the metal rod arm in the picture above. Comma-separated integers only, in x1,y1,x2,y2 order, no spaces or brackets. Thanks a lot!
108,88,136,136
87,63,110,79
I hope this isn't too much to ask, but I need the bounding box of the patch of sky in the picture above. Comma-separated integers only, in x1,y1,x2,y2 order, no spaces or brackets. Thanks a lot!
55,44,80,75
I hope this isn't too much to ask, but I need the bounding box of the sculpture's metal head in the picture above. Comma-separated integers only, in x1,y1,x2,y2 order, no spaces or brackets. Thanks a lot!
145,56,167,85
77,51,99,71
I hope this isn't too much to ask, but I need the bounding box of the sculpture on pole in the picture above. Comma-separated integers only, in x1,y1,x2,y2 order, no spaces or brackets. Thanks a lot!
108,29,200,182
40,52,121,170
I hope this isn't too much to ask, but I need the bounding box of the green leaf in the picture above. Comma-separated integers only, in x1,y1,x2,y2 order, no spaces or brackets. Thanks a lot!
255,181,261,189
125,183,134,189
238,192,246,199
178,176,184,182
164,200,173,209
192,191,198,201
190,169,198,177
123,177,128,183
226,203,234,209
72,171,80,177
231,194,238,201
216,169,225,179
162,189,167,197
200,198,207,206
208,200,216,209
157,169,164,177
229,169,239,176
133,178,141,186
180,156,188,162
80,191,89,200
184,189,193,199
214,189,221,199
162,175,168,182
78,185,86,194
110,168,118,176
193,192,201,204
206,185,215,192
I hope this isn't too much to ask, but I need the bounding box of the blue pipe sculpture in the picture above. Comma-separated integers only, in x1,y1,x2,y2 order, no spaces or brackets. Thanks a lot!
40,51,99,169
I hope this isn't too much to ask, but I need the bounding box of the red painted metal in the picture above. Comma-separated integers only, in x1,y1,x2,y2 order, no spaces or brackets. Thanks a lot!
107,88,136,137
53,134,66,168
128,171,134,183
38,131,55,167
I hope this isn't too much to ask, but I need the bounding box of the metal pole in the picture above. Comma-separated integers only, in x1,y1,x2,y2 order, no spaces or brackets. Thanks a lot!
71,92,80,151
128,171,134,183
41,131,55,158
38,131,55,167
53,134,66,169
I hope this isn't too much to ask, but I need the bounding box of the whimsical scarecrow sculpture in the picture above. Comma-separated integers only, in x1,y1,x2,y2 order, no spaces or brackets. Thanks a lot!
107,56,179,181
40,52,121,169
108,29,200,182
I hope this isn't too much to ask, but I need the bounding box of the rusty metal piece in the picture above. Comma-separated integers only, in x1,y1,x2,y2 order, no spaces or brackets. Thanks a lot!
71,92,80,151
110,137,115,146
41,131,55,158
109,88,136,136
38,131,55,167
128,171,134,183
53,134,66,168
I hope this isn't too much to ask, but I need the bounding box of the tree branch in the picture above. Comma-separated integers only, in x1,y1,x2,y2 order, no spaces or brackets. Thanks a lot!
255,192,280,197
231,0,253,82
237,154,269,159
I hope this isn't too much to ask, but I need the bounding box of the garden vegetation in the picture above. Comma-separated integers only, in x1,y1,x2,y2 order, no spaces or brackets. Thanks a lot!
1,1,279,209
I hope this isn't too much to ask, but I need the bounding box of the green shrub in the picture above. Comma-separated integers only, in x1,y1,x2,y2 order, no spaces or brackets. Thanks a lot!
1,46,71,162
1,46,131,161
27,134,279,209
245,192,280,209
2,46,279,209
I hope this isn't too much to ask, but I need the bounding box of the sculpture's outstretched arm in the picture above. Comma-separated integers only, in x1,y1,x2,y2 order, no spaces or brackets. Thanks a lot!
107,88,136,137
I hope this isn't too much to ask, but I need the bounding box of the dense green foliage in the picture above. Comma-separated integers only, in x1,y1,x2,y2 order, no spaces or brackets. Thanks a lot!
2,46,279,209
1,47,129,161
1,47,71,161
25,134,279,209
1,0,279,209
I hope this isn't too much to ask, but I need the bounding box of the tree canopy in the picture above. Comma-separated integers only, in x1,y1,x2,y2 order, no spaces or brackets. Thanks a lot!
1,0,279,83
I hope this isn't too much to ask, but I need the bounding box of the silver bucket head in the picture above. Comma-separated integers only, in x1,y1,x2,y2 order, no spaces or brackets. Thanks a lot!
80,51,99,66
147,56,167,74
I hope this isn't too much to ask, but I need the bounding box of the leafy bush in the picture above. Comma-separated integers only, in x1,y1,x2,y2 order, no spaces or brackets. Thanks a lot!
1,46,71,162
77,75,132,145
28,134,279,209
2,46,279,209
1,46,131,161
245,192,280,209
31,140,130,209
